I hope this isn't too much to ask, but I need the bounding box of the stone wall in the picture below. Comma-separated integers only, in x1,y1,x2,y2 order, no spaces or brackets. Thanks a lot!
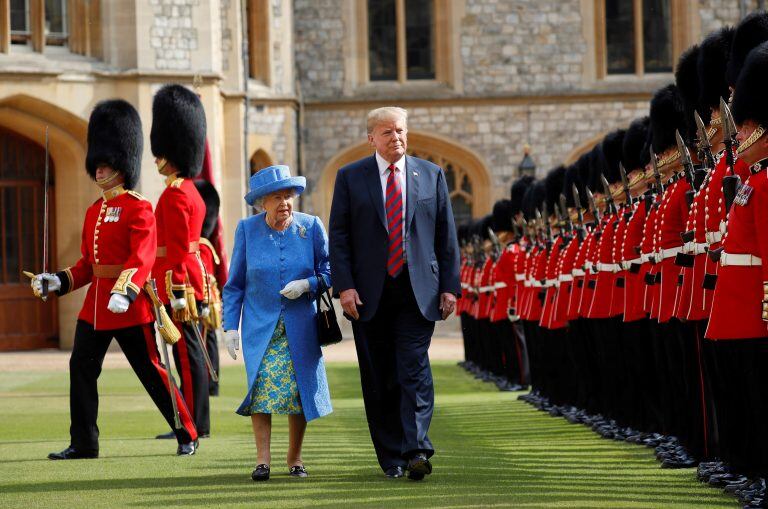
247,104,297,171
698,0,755,36
150,0,199,70
293,0,346,100
220,0,232,72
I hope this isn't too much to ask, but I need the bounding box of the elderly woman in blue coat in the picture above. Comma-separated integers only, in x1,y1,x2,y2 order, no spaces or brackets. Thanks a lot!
223,165,332,482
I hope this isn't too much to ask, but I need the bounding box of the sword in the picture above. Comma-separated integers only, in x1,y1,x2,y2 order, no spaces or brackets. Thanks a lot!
190,317,219,382
42,126,50,301
149,279,181,429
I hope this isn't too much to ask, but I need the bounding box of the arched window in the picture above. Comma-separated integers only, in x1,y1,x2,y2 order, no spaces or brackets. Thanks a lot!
406,149,474,225
249,148,273,174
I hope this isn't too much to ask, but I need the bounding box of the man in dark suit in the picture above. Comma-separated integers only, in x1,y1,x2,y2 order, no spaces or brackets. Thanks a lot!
329,106,461,480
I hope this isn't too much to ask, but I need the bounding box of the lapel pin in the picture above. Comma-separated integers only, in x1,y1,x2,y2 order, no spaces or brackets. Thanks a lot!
413,171,418,176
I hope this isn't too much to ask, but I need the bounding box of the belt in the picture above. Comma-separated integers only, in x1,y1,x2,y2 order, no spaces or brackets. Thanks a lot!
460,282,469,289
544,278,558,287
92,264,124,278
558,274,574,282
705,231,723,245
479,286,494,293
572,268,586,277
494,282,507,289
156,241,200,258
657,246,683,261
514,274,526,281
621,257,642,270
691,242,708,255
640,253,654,263
531,280,543,288
720,252,762,267
596,262,621,273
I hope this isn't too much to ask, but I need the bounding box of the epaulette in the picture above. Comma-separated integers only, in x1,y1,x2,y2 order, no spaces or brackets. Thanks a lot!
170,177,184,188
127,190,148,201
199,238,221,265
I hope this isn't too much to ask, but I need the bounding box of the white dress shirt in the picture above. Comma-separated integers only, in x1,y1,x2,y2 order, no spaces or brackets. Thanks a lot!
375,151,406,233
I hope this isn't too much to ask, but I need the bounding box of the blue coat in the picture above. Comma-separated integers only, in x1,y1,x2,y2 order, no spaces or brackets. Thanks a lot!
222,212,332,421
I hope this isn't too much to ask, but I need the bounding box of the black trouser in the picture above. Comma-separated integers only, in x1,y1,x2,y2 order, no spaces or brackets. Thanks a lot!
69,320,197,451
172,320,210,435
676,319,709,460
522,320,541,393
352,270,436,472
622,319,659,432
494,320,523,385
203,325,220,396
460,313,474,363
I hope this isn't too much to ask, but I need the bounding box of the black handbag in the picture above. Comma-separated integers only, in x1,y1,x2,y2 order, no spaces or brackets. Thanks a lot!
316,277,342,347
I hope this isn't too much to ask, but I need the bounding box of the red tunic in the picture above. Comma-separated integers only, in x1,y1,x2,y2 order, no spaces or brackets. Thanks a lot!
578,227,600,318
152,177,206,304
609,206,630,317
56,188,156,330
458,258,471,314
621,199,649,322
707,169,768,339
540,236,566,329
567,228,594,320
476,258,494,320
526,247,547,322
491,246,516,322
588,211,619,319
554,232,580,324
642,200,661,316
654,177,690,323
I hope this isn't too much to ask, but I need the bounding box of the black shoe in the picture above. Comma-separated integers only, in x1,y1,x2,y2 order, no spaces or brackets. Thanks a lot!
176,439,198,456
289,465,308,478
156,431,176,440
407,453,432,481
48,446,98,460
198,433,210,439
252,464,270,481
385,466,405,478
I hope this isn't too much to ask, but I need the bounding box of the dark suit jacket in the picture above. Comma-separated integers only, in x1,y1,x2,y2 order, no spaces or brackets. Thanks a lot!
329,154,461,322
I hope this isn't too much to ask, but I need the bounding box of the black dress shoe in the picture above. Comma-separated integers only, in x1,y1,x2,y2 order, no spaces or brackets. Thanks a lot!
289,465,308,478
252,464,270,481
156,431,176,440
385,466,405,478
176,439,198,456
407,453,432,481
48,446,98,460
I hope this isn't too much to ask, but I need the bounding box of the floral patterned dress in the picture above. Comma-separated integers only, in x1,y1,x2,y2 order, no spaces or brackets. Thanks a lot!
236,316,303,415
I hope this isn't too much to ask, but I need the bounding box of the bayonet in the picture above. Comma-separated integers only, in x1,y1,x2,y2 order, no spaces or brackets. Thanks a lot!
676,130,695,185
586,187,602,225
600,174,615,214
695,110,716,170
650,148,664,193
559,193,572,233
721,97,737,176
487,227,502,260
619,163,632,204
571,184,585,241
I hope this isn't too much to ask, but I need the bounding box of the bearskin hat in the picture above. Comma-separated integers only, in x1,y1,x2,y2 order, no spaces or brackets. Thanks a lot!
510,175,535,215
491,199,514,232
727,11,768,87
600,129,626,184
732,41,768,127
150,84,207,178
650,84,687,154
193,180,221,240
675,44,701,144
562,163,583,208
586,145,605,191
522,179,546,221
544,165,566,213
85,99,143,190
698,26,735,124
622,117,651,171
474,214,494,240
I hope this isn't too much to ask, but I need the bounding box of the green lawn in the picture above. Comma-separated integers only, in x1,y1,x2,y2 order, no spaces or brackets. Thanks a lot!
0,361,734,508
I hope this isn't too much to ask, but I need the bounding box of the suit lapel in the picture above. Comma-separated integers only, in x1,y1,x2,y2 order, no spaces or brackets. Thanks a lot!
405,155,420,231
364,155,387,230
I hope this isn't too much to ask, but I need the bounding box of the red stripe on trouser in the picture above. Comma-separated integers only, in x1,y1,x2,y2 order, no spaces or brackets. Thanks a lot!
694,322,709,458
173,320,195,416
142,325,198,441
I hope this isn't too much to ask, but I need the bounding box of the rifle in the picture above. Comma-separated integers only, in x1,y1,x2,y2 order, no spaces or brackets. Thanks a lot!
146,279,182,429
695,110,716,171
619,163,632,205
586,187,602,226
600,174,616,215
488,227,502,261
720,98,741,212
676,130,695,186
650,148,664,194
559,193,573,234
572,184,585,241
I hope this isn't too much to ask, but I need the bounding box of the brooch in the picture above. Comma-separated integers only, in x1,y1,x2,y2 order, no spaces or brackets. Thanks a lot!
298,225,308,239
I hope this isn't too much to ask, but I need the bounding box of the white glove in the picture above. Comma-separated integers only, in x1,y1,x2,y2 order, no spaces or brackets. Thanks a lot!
31,273,61,297
200,305,210,318
279,279,310,300
224,330,240,360
107,293,130,314
170,297,187,311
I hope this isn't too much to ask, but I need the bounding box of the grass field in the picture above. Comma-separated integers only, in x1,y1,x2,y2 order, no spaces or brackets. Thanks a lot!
0,360,735,508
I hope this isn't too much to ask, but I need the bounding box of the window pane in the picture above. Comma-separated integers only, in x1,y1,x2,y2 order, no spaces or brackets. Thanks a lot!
10,0,28,33
405,0,435,80
368,0,397,81
444,165,456,191
643,0,672,73
45,0,67,36
451,195,472,227
605,0,635,74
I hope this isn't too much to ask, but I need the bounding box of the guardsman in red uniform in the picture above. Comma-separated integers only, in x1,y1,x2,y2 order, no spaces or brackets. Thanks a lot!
150,84,211,439
194,180,225,396
707,35,768,490
31,100,198,459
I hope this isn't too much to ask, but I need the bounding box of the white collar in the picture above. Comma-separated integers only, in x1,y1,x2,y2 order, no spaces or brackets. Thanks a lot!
376,152,406,176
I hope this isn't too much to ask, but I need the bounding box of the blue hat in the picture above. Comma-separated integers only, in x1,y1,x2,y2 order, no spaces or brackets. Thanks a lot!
244,165,306,205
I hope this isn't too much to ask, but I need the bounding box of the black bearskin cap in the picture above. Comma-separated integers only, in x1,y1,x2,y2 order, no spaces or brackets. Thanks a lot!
600,129,626,184
622,117,651,171
732,41,768,127
193,180,220,240
698,26,735,124
675,44,700,144
727,11,768,87
510,175,535,216
586,145,605,191
86,99,143,190
544,166,566,212
522,180,546,221
562,163,582,208
650,84,687,154
475,214,494,240
492,199,514,232
150,84,207,178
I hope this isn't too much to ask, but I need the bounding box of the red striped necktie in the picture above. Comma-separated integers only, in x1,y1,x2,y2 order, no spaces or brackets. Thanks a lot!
385,164,404,277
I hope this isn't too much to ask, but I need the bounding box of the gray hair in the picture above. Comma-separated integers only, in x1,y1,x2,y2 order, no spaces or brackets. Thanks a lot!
366,106,408,134
251,188,298,211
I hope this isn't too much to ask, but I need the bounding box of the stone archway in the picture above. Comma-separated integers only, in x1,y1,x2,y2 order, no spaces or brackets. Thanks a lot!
0,94,89,350
249,148,274,173
563,131,609,165
318,130,492,224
